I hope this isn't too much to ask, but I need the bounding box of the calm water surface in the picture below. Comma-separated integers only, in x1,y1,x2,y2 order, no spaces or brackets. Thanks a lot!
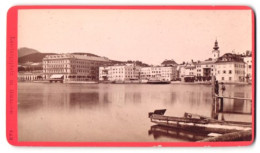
18,83,252,142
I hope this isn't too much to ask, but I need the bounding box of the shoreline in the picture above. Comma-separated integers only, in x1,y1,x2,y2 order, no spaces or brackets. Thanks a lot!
18,80,252,85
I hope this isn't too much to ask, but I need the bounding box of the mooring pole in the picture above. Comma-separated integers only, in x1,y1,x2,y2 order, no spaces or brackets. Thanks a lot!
211,76,218,119
220,97,224,112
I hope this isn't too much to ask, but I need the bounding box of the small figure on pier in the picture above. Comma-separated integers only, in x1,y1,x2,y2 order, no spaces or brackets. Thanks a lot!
221,82,226,96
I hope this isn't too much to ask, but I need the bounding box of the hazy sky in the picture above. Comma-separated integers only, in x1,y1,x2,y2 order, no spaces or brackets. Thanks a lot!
18,9,252,65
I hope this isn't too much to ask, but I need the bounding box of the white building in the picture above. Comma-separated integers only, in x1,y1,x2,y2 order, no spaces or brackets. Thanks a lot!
242,51,252,82
99,63,140,81
196,61,216,78
43,53,109,81
179,62,197,82
140,66,177,81
215,53,245,83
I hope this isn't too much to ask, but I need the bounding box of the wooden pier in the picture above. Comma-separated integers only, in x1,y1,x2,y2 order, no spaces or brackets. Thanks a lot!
211,77,252,119
148,77,252,141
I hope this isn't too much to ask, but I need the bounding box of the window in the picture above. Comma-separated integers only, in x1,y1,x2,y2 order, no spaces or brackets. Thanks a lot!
223,70,226,74
229,70,232,74
249,65,252,68
229,77,232,81
222,77,224,80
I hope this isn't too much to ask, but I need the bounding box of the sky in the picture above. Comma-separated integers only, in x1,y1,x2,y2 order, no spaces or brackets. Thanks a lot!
18,9,253,65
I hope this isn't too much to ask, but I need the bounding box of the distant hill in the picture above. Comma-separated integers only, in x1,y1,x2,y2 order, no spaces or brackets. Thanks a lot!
18,48,105,64
18,52,57,64
18,48,151,67
18,47,40,58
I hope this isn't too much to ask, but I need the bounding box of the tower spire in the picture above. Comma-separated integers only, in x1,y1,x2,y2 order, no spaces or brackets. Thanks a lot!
213,39,219,50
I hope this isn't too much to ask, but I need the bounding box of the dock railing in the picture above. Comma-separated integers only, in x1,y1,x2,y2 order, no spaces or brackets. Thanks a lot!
211,76,252,119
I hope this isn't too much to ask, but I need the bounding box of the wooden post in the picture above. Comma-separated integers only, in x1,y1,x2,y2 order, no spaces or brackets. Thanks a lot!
211,76,218,119
220,97,224,112
215,97,219,120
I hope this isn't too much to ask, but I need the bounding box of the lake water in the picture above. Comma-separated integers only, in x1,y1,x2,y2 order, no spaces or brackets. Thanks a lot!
18,82,252,142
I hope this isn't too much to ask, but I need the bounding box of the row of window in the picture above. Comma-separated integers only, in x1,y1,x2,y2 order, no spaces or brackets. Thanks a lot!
196,65,214,68
44,69,94,73
218,70,232,74
196,69,214,72
217,70,245,75
234,64,245,68
44,60,102,65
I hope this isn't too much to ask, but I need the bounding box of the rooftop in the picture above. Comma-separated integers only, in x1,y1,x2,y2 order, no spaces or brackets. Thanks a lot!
44,53,110,62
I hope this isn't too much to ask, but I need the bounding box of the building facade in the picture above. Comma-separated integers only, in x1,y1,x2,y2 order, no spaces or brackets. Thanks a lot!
242,51,252,82
215,53,245,83
43,53,109,81
179,62,197,82
140,66,177,81
18,70,43,81
100,65,177,82
99,63,141,81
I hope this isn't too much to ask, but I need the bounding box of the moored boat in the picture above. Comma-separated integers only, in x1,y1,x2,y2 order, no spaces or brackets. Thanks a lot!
148,109,251,134
147,80,171,84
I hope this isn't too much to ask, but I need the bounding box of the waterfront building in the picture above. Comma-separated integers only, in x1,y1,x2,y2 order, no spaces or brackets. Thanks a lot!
100,64,177,82
241,51,252,82
140,67,152,80
179,39,246,83
18,70,43,81
215,53,245,83
140,66,177,81
195,60,216,81
179,61,197,82
99,63,141,81
195,40,220,80
18,62,44,81
43,53,109,81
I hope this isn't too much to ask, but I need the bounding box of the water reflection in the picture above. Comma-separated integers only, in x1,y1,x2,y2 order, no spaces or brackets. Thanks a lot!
148,125,208,142
18,83,252,142
69,93,100,108
222,92,252,114
125,92,141,103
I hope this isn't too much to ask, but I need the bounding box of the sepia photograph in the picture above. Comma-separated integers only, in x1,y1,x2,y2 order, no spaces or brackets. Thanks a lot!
16,7,254,143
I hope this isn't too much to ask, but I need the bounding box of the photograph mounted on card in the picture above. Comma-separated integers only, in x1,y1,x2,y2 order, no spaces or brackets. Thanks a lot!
6,6,255,146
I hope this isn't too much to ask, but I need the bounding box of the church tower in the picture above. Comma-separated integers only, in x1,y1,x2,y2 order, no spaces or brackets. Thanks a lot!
212,39,220,60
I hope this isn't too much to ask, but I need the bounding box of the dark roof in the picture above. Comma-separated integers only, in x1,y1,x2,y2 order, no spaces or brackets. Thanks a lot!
196,60,216,65
215,53,244,63
161,60,178,65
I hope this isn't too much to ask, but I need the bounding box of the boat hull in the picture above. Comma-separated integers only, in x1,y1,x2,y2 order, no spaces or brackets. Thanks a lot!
150,114,251,134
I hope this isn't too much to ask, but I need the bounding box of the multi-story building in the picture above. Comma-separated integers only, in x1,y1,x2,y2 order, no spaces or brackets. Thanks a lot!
242,51,252,82
215,53,245,83
43,53,109,82
179,62,197,82
140,67,152,80
140,66,177,81
196,61,216,78
18,70,43,81
99,63,141,81
100,64,177,82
